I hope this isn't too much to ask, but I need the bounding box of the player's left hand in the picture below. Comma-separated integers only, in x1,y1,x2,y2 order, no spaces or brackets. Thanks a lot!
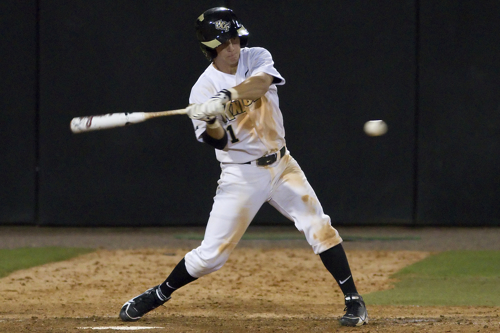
186,89,233,120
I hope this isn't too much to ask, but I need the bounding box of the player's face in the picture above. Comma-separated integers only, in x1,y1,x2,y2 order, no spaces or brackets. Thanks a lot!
215,37,241,67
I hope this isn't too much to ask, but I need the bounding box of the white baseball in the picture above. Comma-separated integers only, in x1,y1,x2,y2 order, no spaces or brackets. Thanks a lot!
363,120,388,136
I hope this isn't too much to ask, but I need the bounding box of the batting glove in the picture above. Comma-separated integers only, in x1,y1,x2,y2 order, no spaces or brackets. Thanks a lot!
186,89,233,121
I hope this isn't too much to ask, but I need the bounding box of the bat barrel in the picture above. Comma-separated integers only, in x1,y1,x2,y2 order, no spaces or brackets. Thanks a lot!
70,112,147,133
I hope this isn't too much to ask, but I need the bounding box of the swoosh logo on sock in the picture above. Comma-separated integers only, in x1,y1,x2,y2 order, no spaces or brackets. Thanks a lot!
339,275,352,285
166,282,177,290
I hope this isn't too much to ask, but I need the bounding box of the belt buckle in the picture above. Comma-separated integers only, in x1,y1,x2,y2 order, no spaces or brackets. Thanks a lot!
256,153,277,166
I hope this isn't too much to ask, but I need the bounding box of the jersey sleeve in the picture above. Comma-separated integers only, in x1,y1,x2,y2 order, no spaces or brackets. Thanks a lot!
246,47,285,85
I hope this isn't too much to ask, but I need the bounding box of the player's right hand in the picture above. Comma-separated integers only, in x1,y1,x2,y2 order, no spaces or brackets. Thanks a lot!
186,89,232,120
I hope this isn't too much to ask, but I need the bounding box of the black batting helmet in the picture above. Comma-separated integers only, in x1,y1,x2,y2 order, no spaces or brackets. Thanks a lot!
195,7,249,61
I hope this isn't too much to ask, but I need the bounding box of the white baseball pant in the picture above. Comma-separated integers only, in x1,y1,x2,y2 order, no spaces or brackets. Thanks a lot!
184,150,343,278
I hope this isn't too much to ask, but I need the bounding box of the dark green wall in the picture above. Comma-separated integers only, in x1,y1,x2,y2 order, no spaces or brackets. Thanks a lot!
0,1,37,224
417,0,500,225
1,1,498,226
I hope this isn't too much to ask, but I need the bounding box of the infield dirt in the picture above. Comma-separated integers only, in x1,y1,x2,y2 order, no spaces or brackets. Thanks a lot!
0,226,499,332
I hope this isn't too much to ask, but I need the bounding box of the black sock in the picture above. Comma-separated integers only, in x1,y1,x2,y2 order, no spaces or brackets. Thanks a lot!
159,258,197,298
319,243,358,295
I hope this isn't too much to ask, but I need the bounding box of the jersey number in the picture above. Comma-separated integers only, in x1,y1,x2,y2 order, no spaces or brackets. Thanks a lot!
227,125,239,143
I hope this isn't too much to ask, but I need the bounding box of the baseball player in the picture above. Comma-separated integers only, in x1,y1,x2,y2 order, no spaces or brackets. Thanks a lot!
119,7,368,327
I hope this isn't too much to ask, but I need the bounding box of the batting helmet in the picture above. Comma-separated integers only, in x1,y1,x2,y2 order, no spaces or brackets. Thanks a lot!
195,7,249,61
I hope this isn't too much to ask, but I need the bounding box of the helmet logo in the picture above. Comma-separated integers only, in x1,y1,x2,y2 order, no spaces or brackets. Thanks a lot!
214,19,231,32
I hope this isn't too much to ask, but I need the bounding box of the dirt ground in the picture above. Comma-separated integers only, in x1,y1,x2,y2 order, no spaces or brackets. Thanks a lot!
0,225,499,332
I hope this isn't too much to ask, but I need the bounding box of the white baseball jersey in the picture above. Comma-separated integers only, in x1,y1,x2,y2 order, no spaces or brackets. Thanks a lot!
189,47,286,163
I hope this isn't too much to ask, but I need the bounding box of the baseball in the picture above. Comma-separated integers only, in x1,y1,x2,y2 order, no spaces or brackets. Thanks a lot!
363,120,388,136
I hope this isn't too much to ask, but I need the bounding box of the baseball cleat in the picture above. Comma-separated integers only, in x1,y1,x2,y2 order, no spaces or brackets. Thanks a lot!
119,285,170,322
339,293,368,327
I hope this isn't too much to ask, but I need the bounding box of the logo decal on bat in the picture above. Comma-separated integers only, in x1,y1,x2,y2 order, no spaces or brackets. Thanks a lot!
86,116,93,128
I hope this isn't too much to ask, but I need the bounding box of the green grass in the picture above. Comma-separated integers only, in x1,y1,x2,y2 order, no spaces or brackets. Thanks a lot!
364,250,500,306
174,232,420,241
0,247,95,278
174,232,305,240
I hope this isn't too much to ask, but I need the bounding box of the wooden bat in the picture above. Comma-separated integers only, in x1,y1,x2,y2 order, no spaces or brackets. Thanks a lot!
70,109,187,133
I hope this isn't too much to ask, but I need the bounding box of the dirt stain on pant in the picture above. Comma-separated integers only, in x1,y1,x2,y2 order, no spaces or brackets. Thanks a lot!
218,207,250,254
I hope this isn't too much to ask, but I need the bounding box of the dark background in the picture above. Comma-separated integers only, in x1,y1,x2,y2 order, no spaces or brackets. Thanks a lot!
1,0,498,227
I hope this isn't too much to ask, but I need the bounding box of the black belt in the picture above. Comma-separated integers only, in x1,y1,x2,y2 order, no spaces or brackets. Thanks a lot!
244,146,286,166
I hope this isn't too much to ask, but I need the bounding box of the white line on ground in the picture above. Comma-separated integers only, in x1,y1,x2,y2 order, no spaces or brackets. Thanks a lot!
77,327,164,331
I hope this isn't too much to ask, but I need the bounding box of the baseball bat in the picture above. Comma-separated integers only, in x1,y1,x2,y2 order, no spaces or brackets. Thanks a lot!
70,109,187,133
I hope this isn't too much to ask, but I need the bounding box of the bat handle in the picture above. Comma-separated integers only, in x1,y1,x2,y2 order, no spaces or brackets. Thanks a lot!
144,109,187,119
